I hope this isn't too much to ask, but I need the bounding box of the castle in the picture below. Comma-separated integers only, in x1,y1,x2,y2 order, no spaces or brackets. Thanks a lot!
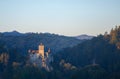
28,43,53,71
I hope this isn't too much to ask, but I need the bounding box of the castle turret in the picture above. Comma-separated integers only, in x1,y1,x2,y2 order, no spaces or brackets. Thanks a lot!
38,43,44,58
48,48,50,53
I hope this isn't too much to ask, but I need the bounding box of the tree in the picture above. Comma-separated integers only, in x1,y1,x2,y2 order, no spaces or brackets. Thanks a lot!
110,28,118,44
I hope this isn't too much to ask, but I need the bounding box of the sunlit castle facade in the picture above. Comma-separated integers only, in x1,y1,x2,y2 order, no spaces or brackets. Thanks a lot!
28,43,53,71
38,43,44,58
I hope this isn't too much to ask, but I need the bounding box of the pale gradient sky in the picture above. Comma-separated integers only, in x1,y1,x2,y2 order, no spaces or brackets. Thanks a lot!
0,0,120,36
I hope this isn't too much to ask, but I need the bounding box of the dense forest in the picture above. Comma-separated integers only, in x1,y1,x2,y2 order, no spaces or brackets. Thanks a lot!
0,26,120,79
53,26,120,79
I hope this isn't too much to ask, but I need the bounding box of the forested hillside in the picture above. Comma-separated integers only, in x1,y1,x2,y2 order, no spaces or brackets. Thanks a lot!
0,26,120,79
53,26,120,79
0,31,82,54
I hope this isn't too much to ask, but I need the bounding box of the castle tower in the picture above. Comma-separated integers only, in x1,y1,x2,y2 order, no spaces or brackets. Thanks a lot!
38,43,44,58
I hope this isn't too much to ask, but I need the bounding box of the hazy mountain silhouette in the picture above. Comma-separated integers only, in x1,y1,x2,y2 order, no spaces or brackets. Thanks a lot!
75,34,94,40
3,30,23,36
0,31,85,54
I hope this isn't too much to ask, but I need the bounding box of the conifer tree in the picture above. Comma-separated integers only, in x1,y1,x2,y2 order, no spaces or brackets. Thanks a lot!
110,28,118,44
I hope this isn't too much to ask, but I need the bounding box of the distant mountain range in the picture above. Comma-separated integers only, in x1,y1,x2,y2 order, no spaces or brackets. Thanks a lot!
75,34,94,40
2,31,94,40
3,30,23,36
0,31,91,54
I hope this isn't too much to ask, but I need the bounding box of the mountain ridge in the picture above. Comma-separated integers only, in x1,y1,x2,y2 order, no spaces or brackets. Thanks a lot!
75,34,95,40
3,30,23,36
0,31,85,54
1,31,94,40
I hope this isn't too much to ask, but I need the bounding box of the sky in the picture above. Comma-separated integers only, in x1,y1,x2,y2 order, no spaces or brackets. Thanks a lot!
0,0,120,36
